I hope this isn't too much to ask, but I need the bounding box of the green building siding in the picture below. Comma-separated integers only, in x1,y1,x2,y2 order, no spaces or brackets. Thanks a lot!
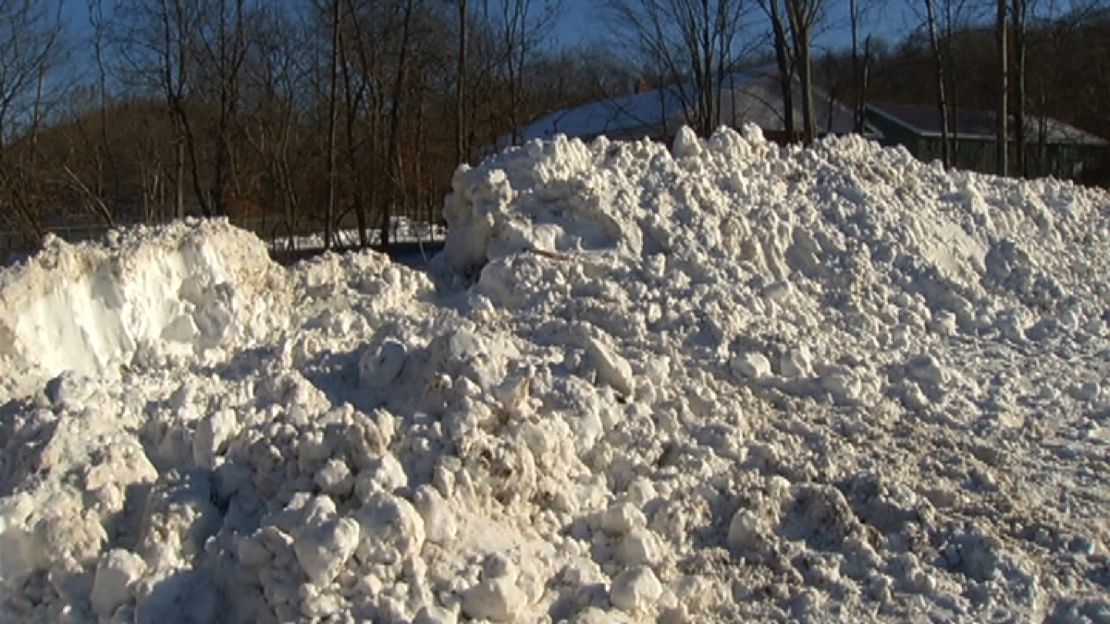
865,108,1107,181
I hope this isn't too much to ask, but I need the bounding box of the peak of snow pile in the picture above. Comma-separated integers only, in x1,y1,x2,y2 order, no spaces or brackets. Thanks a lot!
1,127,1108,623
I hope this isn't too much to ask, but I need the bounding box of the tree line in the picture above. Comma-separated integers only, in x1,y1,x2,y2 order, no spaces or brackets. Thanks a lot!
611,0,1108,175
864,0,1109,180
0,0,629,251
1,0,1106,253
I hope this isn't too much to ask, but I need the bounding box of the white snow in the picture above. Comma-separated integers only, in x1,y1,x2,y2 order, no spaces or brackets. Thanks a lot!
609,565,663,612
268,218,447,252
1,125,1108,623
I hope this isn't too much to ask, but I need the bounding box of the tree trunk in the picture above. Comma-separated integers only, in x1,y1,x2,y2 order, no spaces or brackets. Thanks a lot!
383,0,415,249
181,112,209,217
214,0,228,216
339,33,369,249
925,0,951,167
996,0,1008,176
506,1,524,144
860,35,874,134
175,136,185,219
950,76,960,160
941,0,960,160
768,0,795,141
700,0,715,135
849,0,861,133
162,0,211,217
1012,0,1026,177
785,0,817,143
456,0,469,165
90,0,121,210
325,0,341,250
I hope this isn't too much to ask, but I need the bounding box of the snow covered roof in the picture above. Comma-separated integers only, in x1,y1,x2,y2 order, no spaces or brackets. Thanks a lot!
515,66,872,143
519,86,680,143
868,102,1108,146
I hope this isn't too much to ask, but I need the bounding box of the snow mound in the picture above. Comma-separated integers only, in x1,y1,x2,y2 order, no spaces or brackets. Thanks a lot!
442,126,1106,329
1,127,1108,623
0,219,283,398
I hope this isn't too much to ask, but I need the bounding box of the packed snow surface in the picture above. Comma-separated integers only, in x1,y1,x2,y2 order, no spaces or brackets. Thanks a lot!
1,126,1108,623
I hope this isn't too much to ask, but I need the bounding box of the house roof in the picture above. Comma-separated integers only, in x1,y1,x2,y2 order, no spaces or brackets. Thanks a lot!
514,65,874,144
867,103,1108,146
518,84,678,142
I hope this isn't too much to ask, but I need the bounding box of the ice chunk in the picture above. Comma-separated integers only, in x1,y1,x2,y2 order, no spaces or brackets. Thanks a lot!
727,509,766,553
294,517,360,585
780,346,813,378
907,353,946,386
90,549,146,616
462,577,528,622
730,352,772,379
413,486,458,544
315,459,354,497
192,409,238,468
354,492,425,565
358,339,408,390
354,453,408,500
672,127,702,159
616,527,663,566
584,337,634,397
610,565,663,612
601,502,646,535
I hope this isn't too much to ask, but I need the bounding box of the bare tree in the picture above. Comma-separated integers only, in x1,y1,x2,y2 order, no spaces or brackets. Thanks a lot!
903,0,982,165
485,0,562,143
325,0,340,250
457,0,469,163
87,0,121,215
50,86,118,228
145,0,209,217
337,2,367,248
1026,0,1105,175
939,0,981,165
382,0,416,248
758,0,795,140
113,0,255,220
847,0,877,134
923,0,952,166
996,0,1008,175
0,0,64,243
783,0,823,143
609,0,749,137
1011,0,1027,176
199,0,250,216
242,2,308,247
342,0,389,247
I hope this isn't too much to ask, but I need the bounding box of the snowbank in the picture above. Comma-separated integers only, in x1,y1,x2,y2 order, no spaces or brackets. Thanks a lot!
0,127,1107,623
0,220,283,398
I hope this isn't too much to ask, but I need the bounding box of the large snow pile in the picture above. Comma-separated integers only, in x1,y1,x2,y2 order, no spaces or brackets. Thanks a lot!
1,126,1108,623
0,221,284,393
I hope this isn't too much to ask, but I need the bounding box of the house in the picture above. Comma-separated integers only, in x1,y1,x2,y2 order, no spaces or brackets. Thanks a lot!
865,103,1108,181
513,65,876,145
